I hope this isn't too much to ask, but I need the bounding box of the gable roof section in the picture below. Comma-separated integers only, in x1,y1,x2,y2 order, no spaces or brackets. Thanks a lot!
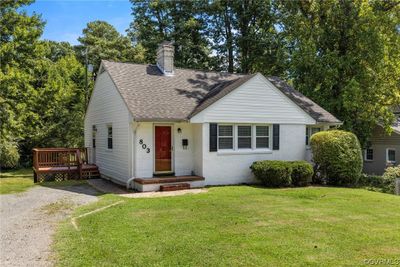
101,60,340,123
266,77,341,123
102,60,244,121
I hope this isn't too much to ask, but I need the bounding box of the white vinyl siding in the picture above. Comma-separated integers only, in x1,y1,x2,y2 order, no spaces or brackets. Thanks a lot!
84,71,132,183
202,123,307,185
190,74,316,124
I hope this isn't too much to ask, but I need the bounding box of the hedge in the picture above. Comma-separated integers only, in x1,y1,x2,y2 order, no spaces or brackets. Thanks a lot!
290,161,314,186
310,130,362,185
250,160,313,187
250,160,292,187
358,166,399,194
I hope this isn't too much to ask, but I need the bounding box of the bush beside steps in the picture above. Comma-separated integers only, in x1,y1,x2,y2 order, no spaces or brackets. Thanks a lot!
250,160,313,188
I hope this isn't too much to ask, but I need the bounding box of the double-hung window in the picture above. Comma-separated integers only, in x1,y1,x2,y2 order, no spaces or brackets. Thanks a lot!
306,127,322,145
364,148,373,161
387,148,396,163
237,126,252,149
256,126,269,149
218,125,233,149
107,125,113,149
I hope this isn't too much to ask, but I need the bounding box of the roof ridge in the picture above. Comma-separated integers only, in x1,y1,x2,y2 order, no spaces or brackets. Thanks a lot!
102,59,246,76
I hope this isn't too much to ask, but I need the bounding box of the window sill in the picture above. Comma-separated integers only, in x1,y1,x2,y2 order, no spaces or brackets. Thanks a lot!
217,149,273,156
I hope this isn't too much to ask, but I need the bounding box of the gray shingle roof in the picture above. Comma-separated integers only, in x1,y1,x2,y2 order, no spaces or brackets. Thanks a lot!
101,60,340,123
266,77,341,123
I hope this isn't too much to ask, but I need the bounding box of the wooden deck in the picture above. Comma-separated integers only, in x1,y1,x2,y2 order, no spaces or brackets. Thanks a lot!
32,148,100,182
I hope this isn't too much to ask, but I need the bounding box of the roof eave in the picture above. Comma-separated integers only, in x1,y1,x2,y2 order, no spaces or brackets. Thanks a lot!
134,117,189,123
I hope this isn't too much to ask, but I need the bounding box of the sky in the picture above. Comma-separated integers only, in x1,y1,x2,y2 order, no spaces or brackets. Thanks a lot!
24,0,132,45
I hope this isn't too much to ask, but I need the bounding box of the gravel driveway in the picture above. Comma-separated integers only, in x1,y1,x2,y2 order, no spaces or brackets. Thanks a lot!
0,184,99,267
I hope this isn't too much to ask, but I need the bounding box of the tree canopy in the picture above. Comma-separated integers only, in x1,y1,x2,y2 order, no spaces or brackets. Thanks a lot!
77,20,146,75
1,1,87,167
1,0,399,168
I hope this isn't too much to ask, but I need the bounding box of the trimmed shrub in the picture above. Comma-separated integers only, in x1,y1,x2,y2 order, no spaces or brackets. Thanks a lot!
382,165,400,193
358,174,383,188
290,161,313,186
310,130,362,186
0,141,20,169
250,160,292,187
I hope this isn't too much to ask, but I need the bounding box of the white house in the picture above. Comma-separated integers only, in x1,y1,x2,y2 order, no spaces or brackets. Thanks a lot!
84,41,341,191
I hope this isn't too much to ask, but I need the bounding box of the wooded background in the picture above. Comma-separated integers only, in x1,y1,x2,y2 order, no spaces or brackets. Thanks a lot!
1,0,399,168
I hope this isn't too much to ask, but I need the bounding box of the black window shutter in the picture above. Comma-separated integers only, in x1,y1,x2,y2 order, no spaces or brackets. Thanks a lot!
273,124,280,150
209,123,218,152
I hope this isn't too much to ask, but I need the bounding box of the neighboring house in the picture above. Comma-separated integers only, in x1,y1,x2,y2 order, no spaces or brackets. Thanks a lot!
84,41,341,191
363,107,400,175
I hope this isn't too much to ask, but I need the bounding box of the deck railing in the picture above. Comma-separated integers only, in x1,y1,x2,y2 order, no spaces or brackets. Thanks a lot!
32,148,89,182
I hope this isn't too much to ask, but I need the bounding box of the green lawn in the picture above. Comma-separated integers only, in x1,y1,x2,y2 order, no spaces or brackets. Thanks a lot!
0,168,34,194
55,186,400,267
0,168,87,194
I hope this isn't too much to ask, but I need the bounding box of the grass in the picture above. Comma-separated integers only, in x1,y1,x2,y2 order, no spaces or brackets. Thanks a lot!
0,168,88,194
41,199,75,215
54,186,400,267
0,168,34,194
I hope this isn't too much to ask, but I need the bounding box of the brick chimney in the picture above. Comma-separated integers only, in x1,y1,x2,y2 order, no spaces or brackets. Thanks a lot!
157,41,174,76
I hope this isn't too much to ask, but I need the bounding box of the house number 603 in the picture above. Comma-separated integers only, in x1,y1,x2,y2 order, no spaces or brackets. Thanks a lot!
139,139,150,153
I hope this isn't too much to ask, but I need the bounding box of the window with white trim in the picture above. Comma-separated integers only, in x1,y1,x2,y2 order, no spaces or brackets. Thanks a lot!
107,125,113,149
256,125,270,149
306,126,322,145
237,125,252,149
218,125,233,149
311,127,321,135
387,148,396,163
364,148,373,161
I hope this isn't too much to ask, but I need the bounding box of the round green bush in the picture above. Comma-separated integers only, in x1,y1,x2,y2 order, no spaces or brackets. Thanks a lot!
250,160,292,187
382,165,400,194
290,161,313,186
0,141,20,169
310,130,362,185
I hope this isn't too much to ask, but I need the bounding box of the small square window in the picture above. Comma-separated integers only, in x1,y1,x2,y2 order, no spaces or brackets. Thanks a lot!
365,149,373,161
387,149,396,163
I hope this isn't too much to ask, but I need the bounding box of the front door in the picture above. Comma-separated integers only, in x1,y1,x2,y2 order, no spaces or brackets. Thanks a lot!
155,126,172,173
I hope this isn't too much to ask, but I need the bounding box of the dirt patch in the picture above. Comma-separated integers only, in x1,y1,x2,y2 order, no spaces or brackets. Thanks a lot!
0,184,98,267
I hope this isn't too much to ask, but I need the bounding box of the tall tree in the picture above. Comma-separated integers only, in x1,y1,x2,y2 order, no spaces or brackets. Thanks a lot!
128,0,213,70
277,0,400,145
0,0,45,167
77,20,145,75
1,1,90,166
207,0,285,74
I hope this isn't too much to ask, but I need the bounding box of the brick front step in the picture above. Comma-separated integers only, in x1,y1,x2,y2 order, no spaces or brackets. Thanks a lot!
160,183,190,191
